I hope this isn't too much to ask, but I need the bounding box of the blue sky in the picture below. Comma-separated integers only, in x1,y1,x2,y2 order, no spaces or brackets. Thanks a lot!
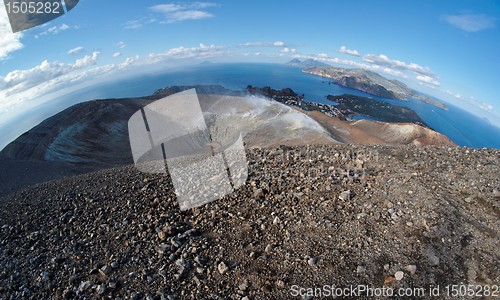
1,0,499,130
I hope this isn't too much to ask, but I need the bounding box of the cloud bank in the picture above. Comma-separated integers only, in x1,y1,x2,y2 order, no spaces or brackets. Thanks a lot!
0,6,23,60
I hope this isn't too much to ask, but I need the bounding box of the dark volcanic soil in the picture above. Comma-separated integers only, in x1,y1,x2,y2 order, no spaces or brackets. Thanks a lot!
0,145,498,299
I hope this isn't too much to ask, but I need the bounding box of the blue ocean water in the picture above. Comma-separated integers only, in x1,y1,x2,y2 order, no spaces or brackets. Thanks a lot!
5,63,500,149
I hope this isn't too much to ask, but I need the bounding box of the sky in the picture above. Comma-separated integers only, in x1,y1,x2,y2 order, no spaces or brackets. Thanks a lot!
1,0,500,133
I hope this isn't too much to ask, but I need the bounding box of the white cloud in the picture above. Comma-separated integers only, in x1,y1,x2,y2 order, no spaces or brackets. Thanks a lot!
123,20,142,29
444,14,496,32
446,89,462,99
151,2,216,13
117,41,127,49
381,67,405,77
150,3,185,13
106,55,141,71
37,23,73,37
148,43,225,62
0,52,100,96
338,46,360,56
243,51,262,57
416,74,440,86
113,52,121,58
1,42,225,102
73,52,99,69
0,52,103,116
297,53,406,78
240,41,287,47
168,10,213,22
67,46,84,55
448,91,494,112
363,53,434,77
0,5,24,60
281,47,296,53
0,42,230,116
479,103,493,112
150,2,216,24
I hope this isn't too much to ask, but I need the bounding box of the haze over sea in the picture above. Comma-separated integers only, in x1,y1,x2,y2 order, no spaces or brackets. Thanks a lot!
2,63,500,150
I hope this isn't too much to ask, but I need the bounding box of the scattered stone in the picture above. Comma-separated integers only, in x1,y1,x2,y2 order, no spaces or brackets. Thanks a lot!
158,231,167,241
356,265,367,273
276,280,285,288
356,213,367,219
194,256,207,266
405,265,417,275
175,258,189,279
355,159,364,169
162,225,172,235
427,250,440,266
339,190,351,201
238,281,249,291
307,257,317,266
40,271,50,282
96,284,106,295
218,261,229,274
155,243,170,254
100,265,112,275
62,288,73,299
395,271,404,281
78,281,92,292
193,276,202,286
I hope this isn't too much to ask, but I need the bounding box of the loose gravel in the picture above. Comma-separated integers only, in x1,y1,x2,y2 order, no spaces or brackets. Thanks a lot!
0,144,498,299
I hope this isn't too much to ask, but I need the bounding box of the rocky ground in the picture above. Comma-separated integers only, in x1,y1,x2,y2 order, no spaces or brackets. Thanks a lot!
0,144,498,299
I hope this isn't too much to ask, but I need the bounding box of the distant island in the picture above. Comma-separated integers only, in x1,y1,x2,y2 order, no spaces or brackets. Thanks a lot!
327,94,429,128
246,85,430,128
286,58,330,68
287,60,448,110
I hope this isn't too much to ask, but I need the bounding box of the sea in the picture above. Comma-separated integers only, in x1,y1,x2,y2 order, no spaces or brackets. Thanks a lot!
3,63,500,149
